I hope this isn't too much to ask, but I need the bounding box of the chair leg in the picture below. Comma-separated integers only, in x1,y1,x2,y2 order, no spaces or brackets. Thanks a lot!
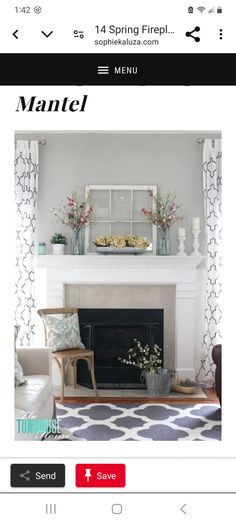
89,354,99,397
73,360,77,389
60,358,65,403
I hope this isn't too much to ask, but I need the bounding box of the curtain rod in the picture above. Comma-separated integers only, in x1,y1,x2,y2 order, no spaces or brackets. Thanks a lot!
15,139,46,145
197,138,217,145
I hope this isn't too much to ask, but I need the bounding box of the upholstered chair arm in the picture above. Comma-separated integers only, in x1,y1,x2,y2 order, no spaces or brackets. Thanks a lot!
212,344,222,366
17,347,51,376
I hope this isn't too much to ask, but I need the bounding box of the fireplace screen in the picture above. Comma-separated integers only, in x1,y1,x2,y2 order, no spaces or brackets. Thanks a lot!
78,308,163,389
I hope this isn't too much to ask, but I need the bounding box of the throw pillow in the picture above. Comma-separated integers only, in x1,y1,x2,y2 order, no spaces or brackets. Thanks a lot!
43,312,85,352
15,353,26,387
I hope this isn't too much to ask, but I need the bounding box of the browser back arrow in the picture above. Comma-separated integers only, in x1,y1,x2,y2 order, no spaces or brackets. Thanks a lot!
180,504,187,515
12,30,19,39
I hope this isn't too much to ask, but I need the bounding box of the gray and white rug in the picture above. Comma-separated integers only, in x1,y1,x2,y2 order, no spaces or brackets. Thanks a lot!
56,402,221,441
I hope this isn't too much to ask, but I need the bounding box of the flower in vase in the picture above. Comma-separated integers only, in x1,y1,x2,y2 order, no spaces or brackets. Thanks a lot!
141,190,182,231
52,188,94,231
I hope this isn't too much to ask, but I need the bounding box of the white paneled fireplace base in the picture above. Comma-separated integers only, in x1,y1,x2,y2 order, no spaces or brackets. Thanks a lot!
34,255,206,386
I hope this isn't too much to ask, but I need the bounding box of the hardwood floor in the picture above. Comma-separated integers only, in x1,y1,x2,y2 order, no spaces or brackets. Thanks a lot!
55,388,219,405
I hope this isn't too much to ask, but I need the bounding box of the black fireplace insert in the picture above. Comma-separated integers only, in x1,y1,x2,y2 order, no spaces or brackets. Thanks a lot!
77,308,163,389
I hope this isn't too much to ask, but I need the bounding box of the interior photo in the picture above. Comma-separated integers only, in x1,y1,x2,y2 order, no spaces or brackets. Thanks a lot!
14,131,222,441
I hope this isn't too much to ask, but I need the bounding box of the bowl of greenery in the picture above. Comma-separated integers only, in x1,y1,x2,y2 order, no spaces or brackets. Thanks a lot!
172,378,197,394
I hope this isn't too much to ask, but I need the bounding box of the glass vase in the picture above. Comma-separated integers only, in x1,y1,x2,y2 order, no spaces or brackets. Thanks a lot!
71,228,85,255
156,228,170,255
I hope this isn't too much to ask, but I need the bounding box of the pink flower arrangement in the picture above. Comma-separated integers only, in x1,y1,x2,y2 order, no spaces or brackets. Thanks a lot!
52,188,94,230
141,189,182,230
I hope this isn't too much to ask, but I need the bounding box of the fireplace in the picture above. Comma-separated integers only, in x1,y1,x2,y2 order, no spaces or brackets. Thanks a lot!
34,255,206,384
77,308,163,389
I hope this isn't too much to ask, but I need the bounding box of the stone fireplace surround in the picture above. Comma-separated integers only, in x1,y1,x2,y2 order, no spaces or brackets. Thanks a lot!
34,255,206,387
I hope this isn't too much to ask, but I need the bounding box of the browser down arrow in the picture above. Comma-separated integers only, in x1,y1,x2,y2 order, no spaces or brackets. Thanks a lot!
41,31,53,38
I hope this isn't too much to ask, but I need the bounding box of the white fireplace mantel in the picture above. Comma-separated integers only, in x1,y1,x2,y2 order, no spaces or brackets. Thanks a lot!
34,255,207,382
34,254,205,284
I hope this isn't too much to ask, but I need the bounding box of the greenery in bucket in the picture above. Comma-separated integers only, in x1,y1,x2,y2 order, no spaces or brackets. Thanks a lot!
118,338,163,374
50,233,67,245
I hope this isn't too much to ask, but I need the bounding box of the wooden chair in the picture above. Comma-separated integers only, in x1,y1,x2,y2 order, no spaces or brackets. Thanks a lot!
37,308,98,402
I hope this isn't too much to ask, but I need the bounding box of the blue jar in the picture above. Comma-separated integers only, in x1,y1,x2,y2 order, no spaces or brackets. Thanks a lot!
38,242,46,255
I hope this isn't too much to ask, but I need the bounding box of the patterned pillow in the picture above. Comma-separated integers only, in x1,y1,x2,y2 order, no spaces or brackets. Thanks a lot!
43,312,85,352
15,353,26,387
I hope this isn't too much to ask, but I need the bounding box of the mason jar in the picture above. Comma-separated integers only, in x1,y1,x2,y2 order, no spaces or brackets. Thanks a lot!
38,242,46,255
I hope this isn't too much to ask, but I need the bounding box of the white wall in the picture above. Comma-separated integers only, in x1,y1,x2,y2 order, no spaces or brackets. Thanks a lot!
15,131,221,255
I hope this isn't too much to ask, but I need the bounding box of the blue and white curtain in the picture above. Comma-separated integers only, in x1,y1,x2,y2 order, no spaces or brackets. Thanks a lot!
198,139,222,383
15,141,39,345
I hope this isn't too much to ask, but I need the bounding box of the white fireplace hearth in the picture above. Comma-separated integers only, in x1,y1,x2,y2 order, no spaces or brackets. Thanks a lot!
34,255,206,385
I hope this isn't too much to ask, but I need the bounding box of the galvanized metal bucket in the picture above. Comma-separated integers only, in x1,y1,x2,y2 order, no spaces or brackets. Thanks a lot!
145,368,173,397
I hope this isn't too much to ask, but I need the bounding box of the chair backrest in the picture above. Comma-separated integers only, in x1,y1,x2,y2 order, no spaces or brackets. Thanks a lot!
37,307,78,345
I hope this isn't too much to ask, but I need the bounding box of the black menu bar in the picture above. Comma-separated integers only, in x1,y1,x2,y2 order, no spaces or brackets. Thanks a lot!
1,53,236,85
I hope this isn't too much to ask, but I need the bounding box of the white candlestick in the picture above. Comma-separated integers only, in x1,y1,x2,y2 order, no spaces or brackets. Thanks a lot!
178,227,186,239
177,231,186,256
191,230,201,256
192,217,200,231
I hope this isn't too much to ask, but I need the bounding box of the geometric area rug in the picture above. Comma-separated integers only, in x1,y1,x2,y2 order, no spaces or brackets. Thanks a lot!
56,402,221,441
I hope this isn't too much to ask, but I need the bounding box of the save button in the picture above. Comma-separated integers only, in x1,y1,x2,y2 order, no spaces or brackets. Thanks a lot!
75,464,126,488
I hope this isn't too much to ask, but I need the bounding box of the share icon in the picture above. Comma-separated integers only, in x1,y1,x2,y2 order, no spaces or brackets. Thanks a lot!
185,26,201,42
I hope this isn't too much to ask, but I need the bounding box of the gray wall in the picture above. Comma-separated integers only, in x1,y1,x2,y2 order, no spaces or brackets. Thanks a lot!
15,132,221,254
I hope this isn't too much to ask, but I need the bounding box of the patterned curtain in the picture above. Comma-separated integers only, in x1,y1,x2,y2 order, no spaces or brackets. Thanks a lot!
15,141,39,345
197,139,222,383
